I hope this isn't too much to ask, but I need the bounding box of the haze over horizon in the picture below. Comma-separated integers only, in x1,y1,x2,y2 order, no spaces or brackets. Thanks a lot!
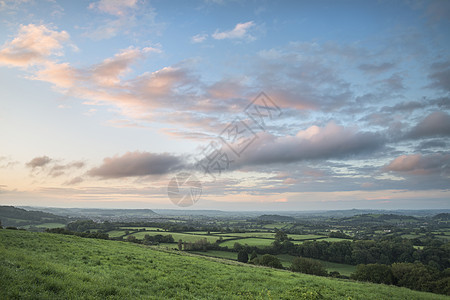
0,0,449,211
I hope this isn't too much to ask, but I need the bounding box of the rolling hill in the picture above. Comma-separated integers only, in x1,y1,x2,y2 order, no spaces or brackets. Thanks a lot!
0,229,447,299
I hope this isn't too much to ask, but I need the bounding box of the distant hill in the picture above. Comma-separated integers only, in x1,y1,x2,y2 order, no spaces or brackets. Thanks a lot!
433,213,450,221
338,214,420,224
0,205,68,227
256,214,296,222
20,206,158,221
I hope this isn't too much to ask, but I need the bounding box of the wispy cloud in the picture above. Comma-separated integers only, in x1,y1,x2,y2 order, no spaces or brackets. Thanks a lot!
191,33,208,43
212,21,255,41
88,0,138,17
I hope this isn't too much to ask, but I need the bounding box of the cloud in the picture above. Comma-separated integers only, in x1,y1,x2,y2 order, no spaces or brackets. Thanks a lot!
384,153,450,175
0,24,70,67
407,111,450,139
49,161,85,177
358,62,395,74
26,156,52,169
64,176,84,185
88,151,185,178
427,61,450,92
191,33,208,43
0,156,19,169
237,122,384,166
88,0,138,16
212,21,255,40
90,47,160,87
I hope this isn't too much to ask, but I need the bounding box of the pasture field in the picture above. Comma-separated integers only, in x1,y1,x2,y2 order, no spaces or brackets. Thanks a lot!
0,229,445,300
216,232,276,238
220,238,275,247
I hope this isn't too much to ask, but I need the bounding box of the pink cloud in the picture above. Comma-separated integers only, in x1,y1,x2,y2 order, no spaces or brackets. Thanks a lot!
0,24,70,67
384,153,450,175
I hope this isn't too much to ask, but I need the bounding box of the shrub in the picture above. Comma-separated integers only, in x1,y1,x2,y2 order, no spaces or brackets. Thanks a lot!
290,257,327,276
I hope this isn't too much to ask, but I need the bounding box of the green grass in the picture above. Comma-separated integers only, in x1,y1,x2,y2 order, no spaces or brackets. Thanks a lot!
0,229,447,300
288,234,327,241
106,230,128,238
23,223,66,229
191,250,239,260
274,254,356,276
220,238,276,247
217,232,275,238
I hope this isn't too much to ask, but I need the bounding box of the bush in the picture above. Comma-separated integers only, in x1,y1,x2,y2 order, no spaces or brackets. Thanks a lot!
257,254,283,269
237,250,248,263
290,257,327,276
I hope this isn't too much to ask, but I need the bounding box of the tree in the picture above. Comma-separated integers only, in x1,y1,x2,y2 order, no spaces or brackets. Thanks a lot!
290,257,327,276
275,230,288,242
391,262,435,291
233,242,243,252
178,239,183,251
351,264,394,285
126,235,138,243
237,250,248,263
258,254,283,269
250,250,258,261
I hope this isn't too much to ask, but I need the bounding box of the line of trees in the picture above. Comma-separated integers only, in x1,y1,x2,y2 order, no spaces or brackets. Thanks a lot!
352,262,449,295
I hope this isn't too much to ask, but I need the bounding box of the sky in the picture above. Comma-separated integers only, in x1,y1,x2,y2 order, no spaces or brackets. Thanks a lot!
0,0,449,211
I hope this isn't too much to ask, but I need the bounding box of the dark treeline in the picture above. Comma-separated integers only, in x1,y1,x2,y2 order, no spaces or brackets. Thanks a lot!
46,228,109,239
351,262,449,295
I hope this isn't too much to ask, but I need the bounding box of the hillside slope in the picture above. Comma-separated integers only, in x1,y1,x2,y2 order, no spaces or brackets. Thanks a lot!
0,229,447,299
0,206,67,227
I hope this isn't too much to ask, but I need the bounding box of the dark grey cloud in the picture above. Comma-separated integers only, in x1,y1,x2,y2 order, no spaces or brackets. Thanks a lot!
427,61,450,92
236,122,385,167
88,151,185,178
26,156,52,169
381,100,427,113
358,62,395,74
407,111,450,139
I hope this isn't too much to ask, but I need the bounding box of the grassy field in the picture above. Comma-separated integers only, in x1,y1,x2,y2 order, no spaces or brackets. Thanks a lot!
0,229,447,299
217,232,276,238
106,230,129,238
23,223,66,229
189,251,356,276
288,234,327,240
220,238,275,247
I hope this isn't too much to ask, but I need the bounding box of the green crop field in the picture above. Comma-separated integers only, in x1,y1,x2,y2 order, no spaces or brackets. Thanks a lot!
1,229,446,299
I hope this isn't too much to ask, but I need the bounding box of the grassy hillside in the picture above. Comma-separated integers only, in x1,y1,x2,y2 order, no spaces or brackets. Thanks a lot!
0,229,447,300
0,206,67,228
